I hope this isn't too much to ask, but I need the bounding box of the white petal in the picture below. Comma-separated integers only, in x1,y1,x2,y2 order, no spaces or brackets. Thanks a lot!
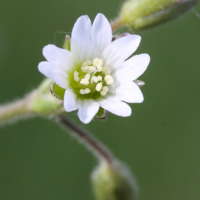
64,89,78,112
38,61,68,89
115,81,144,103
38,61,55,80
114,54,150,80
71,15,92,62
43,44,71,70
78,100,99,124
102,35,141,67
90,13,112,58
99,98,131,117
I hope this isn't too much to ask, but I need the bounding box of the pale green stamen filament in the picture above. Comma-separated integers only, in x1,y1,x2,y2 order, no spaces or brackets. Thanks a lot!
74,58,114,97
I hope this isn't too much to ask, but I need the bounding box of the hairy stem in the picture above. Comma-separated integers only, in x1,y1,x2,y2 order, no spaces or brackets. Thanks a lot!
0,96,33,125
57,114,114,166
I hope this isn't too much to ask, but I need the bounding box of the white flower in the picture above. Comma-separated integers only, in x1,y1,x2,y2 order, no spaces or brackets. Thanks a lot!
38,13,150,124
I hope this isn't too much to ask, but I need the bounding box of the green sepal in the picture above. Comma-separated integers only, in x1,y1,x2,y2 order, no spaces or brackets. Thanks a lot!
96,107,107,119
50,82,66,100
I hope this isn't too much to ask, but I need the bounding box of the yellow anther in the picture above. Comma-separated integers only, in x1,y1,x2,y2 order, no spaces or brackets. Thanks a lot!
97,75,102,81
100,86,108,96
91,76,98,83
93,58,100,66
74,71,80,82
74,71,79,76
85,74,90,80
89,66,96,71
103,86,108,92
97,59,103,67
100,91,106,96
74,77,79,82
96,82,103,92
102,67,111,75
81,66,90,72
80,89,85,94
87,60,92,65
82,61,88,67
96,65,102,72
93,58,103,70
80,78,89,85
85,88,91,94
104,75,114,85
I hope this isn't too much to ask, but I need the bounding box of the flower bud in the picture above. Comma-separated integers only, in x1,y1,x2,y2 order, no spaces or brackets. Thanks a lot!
121,0,197,30
91,161,138,200
63,34,71,50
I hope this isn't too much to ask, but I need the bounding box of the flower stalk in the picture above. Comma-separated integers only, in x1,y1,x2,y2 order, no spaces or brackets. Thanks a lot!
0,96,33,125
57,114,114,165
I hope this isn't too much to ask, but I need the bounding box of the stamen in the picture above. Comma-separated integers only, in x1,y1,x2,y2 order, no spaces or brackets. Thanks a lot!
103,86,108,92
100,86,108,96
104,75,114,85
84,88,91,94
85,74,90,80
96,82,103,92
93,58,103,71
82,61,88,67
97,59,103,67
100,91,106,96
74,71,80,82
102,67,111,75
80,89,85,94
91,76,99,83
93,58,100,66
89,66,96,71
97,75,102,81
87,60,92,65
80,78,89,85
81,66,90,72
96,65,102,72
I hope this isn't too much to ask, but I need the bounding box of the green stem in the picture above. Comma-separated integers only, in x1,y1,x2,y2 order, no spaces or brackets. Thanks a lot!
57,114,114,166
0,96,33,125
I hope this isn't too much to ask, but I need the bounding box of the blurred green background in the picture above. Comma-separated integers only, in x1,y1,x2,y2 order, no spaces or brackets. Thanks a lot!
0,0,200,200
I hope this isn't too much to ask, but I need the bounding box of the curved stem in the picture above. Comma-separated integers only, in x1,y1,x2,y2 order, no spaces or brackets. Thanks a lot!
57,114,114,166
111,17,124,32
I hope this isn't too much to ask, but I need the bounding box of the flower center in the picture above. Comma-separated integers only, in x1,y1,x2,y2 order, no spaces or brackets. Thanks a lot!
68,58,114,100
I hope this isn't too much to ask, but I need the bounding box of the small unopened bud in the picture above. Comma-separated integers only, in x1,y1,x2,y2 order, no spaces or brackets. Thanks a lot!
91,161,138,200
121,0,197,30
63,35,71,50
